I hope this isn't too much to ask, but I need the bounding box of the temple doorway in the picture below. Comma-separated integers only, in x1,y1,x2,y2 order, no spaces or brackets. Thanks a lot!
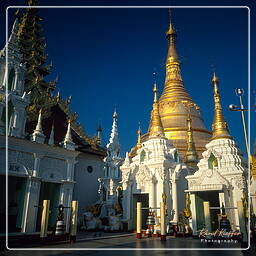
0,175,27,233
196,190,220,231
132,193,149,230
36,182,61,232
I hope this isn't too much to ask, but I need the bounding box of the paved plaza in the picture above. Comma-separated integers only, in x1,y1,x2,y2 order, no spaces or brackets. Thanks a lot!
2,233,255,256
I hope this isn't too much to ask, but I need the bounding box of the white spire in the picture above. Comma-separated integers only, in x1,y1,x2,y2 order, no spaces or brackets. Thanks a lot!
31,109,45,144
106,111,121,157
63,119,76,150
48,124,54,145
124,152,130,167
108,111,119,145
0,18,22,62
35,109,43,133
64,120,73,142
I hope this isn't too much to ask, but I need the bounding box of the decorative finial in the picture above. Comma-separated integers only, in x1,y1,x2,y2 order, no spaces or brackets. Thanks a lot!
212,71,219,84
66,95,72,104
113,111,117,120
153,81,158,103
211,72,232,140
166,9,176,37
184,114,198,165
31,108,45,143
148,81,164,137
56,90,60,101
97,122,102,145
63,119,76,150
137,124,142,149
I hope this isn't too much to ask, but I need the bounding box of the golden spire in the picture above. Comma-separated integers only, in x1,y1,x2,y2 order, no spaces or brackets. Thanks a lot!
211,72,232,140
137,125,142,149
160,15,193,103
185,115,198,165
148,82,164,137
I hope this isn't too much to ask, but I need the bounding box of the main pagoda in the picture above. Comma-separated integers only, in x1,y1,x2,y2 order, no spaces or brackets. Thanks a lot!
143,18,211,159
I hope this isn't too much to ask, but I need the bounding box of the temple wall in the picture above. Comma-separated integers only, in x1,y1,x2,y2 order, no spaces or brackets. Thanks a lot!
73,152,104,216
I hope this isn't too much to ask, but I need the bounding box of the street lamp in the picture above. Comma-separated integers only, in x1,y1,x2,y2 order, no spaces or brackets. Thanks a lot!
229,88,250,158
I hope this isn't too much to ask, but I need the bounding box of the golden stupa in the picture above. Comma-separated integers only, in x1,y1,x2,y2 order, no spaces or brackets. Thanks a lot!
139,18,211,159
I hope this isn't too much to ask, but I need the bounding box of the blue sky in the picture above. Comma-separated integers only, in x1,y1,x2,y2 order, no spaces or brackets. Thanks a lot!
2,1,255,157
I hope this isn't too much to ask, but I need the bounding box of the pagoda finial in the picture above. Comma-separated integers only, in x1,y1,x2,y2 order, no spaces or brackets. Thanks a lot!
97,123,102,146
35,108,43,133
211,72,232,140
63,119,76,150
107,110,121,157
184,114,198,166
166,9,176,37
159,11,193,104
31,108,45,143
137,124,142,149
64,119,72,141
148,81,164,137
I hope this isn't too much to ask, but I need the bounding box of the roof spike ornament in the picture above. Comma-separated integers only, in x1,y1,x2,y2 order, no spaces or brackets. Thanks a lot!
211,72,232,140
148,81,164,137
31,108,45,143
48,123,54,145
184,114,198,167
63,119,76,150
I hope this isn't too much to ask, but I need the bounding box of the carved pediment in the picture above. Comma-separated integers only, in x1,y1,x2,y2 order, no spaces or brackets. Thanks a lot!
188,168,230,191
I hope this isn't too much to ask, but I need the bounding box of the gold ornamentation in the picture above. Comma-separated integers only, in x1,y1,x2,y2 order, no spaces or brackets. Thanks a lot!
137,127,142,149
241,191,249,218
183,193,192,219
211,72,232,140
184,114,198,165
148,82,164,137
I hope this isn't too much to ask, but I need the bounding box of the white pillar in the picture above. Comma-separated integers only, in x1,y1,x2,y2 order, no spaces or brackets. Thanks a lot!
33,153,43,177
66,159,75,181
60,182,74,233
203,201,211,232
126,184,131,221
219,192,225,207
149,180,155,211
190,193,197,235
12,70,19,92
172,179,178,223
156,181,162,218
21,177,41,233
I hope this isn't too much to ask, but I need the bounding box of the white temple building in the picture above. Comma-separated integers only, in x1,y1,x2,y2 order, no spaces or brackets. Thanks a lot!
0,19,80,233
0,14,106,234
186,73,248,233
120,82,188,230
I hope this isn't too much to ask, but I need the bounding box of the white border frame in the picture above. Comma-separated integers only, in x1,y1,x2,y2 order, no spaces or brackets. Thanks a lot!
5,5,251,251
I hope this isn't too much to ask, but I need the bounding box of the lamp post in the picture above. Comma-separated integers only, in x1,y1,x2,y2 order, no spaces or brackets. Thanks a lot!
229,88,250,158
